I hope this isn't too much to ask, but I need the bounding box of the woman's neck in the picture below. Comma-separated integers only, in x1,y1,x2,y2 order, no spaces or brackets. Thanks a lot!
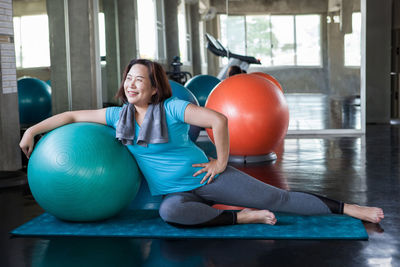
134,104,148,116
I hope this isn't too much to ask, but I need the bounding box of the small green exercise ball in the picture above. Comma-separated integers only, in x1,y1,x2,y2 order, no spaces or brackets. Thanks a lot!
28,123,141,222
18,77,52,126
185,75,220,106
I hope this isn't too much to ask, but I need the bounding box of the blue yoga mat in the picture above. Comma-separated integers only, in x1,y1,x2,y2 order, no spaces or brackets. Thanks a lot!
11,209,368,240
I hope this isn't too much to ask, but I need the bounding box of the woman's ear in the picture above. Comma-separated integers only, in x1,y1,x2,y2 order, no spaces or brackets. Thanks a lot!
152,87,157,96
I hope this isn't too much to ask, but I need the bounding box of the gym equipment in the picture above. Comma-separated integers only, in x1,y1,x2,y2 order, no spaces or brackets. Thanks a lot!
27,122,141,222
205,33,261,80
205,74,289,163
166,56,192,85
18,77,52,126
169,80,201,142
184,75,220,106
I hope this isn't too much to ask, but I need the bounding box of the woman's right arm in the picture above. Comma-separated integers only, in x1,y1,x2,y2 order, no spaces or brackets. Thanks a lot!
20,108,107,158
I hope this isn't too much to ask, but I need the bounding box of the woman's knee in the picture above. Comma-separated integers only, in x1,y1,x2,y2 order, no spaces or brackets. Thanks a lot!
256,189,290,210
159,195,183,222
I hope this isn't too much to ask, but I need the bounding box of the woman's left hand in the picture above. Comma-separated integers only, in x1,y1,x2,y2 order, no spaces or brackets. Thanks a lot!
192,158,227,184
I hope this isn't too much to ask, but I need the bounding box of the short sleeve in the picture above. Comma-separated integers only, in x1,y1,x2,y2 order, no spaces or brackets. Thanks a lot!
105,106,122,129
164,97,191,123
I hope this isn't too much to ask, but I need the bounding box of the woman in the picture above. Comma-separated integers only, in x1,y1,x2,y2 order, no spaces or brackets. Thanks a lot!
20,59,384,227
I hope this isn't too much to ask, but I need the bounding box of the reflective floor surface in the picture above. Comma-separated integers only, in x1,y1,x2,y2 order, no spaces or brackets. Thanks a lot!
1,123,399,267
287,94,361,130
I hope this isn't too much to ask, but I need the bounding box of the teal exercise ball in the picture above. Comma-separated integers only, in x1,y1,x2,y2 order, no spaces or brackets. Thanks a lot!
18,77,52,126
169,80,201,142
28,123,141,222
185,75,220,106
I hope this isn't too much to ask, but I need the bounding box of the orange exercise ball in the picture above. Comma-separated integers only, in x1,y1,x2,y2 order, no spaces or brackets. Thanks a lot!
250,72,284,93
205,74,289,156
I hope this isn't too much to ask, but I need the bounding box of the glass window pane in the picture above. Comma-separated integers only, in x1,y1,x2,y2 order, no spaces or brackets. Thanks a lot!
20,15,50,68
177,1,188,62
344,12,361,66
13,17,21,68
296,14,321,66
219,15,228,65
219,15,245,65
98,12,106,58
220,15,245,55
246,15,271,66
137,0,157,59
155,0,166,61
199,20,207,65
270,15,295,66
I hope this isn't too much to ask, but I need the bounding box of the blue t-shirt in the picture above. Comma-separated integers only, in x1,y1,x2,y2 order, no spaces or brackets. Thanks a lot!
106,97,209,195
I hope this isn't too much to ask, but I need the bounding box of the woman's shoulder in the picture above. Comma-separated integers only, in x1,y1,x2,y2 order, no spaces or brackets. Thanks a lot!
163,96,177,105
164,97,190,107
105,105,123,125
163,97,179,110
106,103,124,109
163,97,191,121
106,105,123,115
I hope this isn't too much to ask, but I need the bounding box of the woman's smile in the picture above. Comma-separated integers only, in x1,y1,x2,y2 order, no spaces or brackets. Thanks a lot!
126,90,139,97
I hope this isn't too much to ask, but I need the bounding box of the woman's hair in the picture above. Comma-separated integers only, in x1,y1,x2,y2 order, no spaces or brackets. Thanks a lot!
227,65,243,77
115,59,172,104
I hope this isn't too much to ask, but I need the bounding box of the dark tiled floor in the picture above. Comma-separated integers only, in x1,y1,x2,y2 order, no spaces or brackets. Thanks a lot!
1,123,399,267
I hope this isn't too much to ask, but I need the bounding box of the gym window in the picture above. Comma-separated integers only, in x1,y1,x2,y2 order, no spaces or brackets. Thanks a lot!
178,1,191,64
14,14,107,68
13,15,50,68
137,0,167,62
98,12,106,63
199,20,207,67
155,0,167,62
137,0,157,60
344,12,361,67
219,14,322,67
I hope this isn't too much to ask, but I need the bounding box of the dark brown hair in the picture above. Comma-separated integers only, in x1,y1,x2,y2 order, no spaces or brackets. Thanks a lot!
115,59,172,104
227,65,243,77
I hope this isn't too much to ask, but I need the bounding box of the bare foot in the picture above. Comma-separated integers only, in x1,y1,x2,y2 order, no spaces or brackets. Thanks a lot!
344,204,384,223
237,208,277,225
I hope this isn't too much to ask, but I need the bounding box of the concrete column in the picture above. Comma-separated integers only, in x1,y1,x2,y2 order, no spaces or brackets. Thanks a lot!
47,0,68,113
47,0,102,113
103,0,120,105
117,0,138,72
0,0,21,170
206,17,219,77
189,2,201,76
321,14,329,93
340,0,353,34
327,16,345,97
164,0,180,66
363,0,392,124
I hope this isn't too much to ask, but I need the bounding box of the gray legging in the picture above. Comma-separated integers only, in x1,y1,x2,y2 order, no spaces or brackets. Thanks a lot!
159,166,343,227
